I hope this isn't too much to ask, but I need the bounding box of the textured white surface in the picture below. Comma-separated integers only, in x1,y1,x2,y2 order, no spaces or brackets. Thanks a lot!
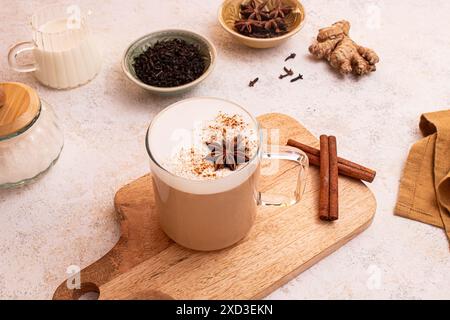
0,0,449,300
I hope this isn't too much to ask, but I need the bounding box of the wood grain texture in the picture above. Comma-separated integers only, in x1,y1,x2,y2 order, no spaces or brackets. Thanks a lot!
0,82,40,137
52,113,376,300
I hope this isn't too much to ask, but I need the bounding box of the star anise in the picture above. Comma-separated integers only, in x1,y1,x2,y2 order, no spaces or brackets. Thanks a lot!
240,0,270,21
234,19,262,34
205,136,250,171
235,0,292,38
268,0,292,19
263,17,287,34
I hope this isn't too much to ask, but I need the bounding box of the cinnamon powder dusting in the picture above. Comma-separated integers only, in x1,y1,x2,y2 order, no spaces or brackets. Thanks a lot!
164,112,257,180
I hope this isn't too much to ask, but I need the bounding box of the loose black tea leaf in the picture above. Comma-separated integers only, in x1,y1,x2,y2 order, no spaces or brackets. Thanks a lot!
133,39,206,88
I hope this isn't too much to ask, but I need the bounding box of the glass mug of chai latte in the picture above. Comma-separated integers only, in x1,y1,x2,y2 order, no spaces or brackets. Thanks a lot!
146,97,309,251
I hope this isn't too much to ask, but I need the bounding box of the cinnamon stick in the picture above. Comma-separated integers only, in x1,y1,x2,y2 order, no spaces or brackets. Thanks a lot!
287,139,376,183
328,136,339,221
319,135,330,221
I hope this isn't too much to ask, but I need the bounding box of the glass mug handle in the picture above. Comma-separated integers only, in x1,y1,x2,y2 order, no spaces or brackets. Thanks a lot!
8,41,37,73
258,145,309,207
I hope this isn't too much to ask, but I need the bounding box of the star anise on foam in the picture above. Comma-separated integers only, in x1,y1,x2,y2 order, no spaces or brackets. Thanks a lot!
268,0,292,19
234,19,262,34
240,0,270,21
205,136,250,171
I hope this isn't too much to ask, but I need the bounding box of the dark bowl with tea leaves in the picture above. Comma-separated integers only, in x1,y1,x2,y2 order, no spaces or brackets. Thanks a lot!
122,30,217,94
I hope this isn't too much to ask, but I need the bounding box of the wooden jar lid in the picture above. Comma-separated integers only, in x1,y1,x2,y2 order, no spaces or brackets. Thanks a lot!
0,82,40,138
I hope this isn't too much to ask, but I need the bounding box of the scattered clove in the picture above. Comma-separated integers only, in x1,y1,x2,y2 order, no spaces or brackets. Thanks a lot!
290,74,303,82
249,77,259,87
279,67,294,79
284,67,293,74
284,53,296,61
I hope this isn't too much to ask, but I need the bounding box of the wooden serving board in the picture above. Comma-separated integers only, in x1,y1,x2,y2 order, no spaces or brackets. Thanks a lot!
53,113,376,300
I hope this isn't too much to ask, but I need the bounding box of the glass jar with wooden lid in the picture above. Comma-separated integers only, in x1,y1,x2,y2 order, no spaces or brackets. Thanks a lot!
0,82,64,188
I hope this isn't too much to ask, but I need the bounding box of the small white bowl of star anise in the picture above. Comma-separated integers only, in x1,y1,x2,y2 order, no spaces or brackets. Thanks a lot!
218,0,305,49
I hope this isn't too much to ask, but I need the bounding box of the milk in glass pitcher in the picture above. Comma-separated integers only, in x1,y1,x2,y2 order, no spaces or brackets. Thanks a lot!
8,5,102,89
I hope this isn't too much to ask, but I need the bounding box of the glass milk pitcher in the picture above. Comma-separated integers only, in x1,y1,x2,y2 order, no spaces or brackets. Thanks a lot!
8,5,102,89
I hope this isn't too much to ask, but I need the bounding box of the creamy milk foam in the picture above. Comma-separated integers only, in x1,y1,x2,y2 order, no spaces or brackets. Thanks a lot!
147,98,260,194
33,18,102,88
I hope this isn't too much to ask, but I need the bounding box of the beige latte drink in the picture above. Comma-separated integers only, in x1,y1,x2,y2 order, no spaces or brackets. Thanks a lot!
152,168,260,251
146,98,309,251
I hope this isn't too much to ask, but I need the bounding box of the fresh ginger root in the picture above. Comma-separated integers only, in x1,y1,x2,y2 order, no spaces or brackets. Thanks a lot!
309,20,379,76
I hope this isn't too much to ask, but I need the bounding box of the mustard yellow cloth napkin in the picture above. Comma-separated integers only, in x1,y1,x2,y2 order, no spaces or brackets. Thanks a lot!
395,110,450,245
